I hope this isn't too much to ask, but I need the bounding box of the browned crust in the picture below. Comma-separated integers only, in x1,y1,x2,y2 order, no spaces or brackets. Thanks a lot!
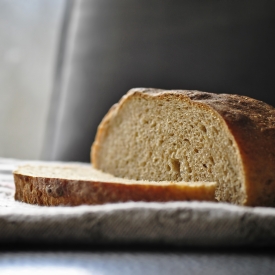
14,172,216,206
92,88,275,207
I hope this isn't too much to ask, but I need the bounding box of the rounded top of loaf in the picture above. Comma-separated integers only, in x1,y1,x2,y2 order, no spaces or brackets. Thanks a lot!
128,88,275,133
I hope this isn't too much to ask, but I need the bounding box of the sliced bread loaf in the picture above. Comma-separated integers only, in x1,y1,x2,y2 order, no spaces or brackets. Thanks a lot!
92,88,275,206
14,165,216,206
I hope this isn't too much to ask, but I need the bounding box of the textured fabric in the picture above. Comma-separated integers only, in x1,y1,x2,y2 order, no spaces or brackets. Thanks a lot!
1,158,275,246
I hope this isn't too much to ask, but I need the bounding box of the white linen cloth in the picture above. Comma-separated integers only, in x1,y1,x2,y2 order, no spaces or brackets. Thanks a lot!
1,158,275,246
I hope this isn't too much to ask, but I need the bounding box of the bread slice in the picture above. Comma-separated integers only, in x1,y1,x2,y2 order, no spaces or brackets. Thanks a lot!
13,165,216,206
92,88,275,206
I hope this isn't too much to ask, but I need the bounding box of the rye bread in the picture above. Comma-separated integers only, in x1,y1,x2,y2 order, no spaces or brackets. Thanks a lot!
92,88,275,206
14,165,216,206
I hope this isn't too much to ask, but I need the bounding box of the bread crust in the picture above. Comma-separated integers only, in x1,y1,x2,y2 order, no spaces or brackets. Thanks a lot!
14,168,216,206
92,88,275,206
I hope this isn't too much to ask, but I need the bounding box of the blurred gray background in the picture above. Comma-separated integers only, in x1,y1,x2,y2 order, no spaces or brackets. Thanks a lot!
1,0,275,162
0,0,65,159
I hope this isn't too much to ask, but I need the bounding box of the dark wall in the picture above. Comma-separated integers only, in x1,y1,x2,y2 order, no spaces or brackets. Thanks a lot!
43,0,275,162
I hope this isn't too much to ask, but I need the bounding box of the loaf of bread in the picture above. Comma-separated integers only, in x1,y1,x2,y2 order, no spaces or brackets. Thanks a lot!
14,165,216,206
92,88,275,206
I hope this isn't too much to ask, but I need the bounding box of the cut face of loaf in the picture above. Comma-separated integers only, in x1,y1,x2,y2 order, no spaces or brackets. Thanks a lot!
13,165,216,206
92,88,275,206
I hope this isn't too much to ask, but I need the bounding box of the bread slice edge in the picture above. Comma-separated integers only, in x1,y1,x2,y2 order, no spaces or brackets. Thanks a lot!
13,164,216,206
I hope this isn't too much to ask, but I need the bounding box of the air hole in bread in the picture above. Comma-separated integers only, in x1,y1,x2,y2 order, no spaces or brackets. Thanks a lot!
201,126,207,133
158,139,164,145
142,119,149,124
183,139,190,145
171,159,180,174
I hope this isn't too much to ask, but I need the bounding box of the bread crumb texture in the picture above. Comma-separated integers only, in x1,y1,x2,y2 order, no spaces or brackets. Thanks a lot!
92,88,275,206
